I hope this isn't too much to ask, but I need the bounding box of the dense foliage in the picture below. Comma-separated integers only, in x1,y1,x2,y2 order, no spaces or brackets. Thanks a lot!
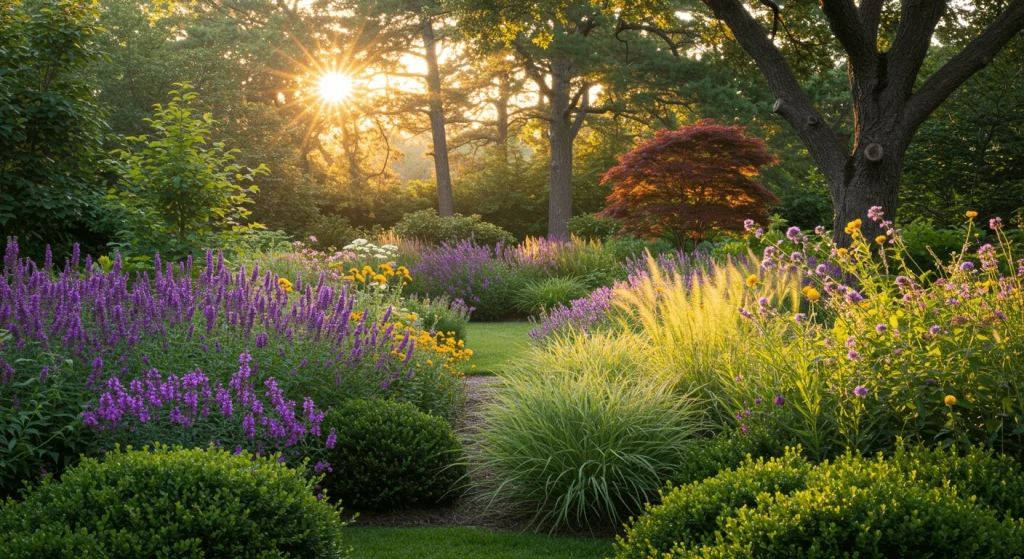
0,0,113,259
616,445,1024,559
319,399,466,510
0,445,347,558
600,123,779,245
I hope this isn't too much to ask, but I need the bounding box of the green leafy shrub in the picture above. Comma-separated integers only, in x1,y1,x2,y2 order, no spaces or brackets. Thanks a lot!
478,359,705,530
319,399,466,510
404,295,472,341
567,213,620,239
0,445,346,558
617,446,1024,559
110,84,267,261
306,213,367,250
513,277,589,315
604,235,673,261
393,209,515,247
899,218,970,272
669,425,788,487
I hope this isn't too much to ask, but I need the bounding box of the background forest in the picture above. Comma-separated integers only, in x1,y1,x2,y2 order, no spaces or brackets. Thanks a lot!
3,0,1022,262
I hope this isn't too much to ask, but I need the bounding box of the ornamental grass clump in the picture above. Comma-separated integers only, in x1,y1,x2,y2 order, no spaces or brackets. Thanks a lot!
478,356,706,530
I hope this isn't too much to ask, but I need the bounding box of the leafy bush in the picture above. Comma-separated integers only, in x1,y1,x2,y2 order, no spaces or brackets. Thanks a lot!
306,213,366,250
110,85,267,261
393,209,515,247
617,446,1024,559
0,445,346,558
604,235,673,261
513,277,589,315
478,354,705,530
899,217,969,272
404,295,473,341
669,425,788,487
567,213,620,239
319,399,466,510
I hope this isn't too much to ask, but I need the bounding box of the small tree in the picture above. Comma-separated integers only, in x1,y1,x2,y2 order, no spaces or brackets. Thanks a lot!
112,84,267,260
598,121,778,245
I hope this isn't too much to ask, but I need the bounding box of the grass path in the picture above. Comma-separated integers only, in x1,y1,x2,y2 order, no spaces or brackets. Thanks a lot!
345,527,613,559
465,321,535,375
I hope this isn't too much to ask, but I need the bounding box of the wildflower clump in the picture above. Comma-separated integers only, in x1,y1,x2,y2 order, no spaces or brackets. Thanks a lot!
739,207,1024,457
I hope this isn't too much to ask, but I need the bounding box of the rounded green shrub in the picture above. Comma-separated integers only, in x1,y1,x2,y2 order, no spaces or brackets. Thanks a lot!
319,399,466,510
567,213,620,240
0,445,346,558
513,276,589,315
617,446,1024,559
479,365,705,530
393,209,515,246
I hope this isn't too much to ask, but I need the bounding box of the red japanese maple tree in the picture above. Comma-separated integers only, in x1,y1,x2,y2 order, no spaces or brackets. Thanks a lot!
598,121,779,241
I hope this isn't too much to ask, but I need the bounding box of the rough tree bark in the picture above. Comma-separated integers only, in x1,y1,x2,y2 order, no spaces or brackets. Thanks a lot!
548,57,576,240
421,14,455,217
699,0,1024,243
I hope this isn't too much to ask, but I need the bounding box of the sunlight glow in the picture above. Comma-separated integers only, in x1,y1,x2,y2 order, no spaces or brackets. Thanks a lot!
318,72,353,104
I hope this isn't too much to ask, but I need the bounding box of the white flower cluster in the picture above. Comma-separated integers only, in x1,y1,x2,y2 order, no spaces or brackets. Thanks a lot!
342,239,399,260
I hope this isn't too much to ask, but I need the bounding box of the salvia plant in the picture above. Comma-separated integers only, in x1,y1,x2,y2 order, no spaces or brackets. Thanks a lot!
0,237,463,492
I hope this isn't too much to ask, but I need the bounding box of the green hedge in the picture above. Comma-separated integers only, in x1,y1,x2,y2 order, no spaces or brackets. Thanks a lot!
0,445,346,558
393,209,515,246
617,445,1024,559
320,399,466,510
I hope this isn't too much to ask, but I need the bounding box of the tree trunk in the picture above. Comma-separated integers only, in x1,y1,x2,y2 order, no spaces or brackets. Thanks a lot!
548,57,574,240
421,16,454,217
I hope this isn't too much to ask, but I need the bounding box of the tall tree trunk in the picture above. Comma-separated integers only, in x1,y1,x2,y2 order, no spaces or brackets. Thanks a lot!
548,57,574,240
496,74,510,147
421,16,454,217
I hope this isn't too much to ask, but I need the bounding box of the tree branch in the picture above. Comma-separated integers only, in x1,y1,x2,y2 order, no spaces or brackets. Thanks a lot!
819,0,876,71
570,87,590,139
699,0,848,185
899,0,1024,142
858,0,886,45
884,0,948,105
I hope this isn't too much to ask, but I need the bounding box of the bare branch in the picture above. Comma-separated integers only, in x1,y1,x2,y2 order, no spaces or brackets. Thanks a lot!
884,0,948,104
819,0,876,70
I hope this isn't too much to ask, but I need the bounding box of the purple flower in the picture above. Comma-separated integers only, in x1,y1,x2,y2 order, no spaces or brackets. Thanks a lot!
325,428,337,449
854,386,869,398
744,219,756,232
794,313,806,323
875,324,887,333
847,350,860,361
960,262,975,271
990,217,1003,230
846,291,864,303
774,395,785,406
786,226,802,242
867,206,884,221
754,397,763,405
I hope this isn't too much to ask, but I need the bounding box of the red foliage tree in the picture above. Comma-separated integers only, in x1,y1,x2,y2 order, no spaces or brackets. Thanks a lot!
598,121,779,241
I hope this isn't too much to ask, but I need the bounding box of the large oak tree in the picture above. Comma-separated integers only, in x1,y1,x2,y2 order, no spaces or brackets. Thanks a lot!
694,0,1024,241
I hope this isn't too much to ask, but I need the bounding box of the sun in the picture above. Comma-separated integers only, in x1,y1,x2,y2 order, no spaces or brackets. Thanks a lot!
318,72,353,104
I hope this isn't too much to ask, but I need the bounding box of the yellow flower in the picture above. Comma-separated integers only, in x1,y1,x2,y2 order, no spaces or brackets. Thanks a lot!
277,278,294,293
745,274,758,287
804,287,821,302
342,275,355,281
373,274,387,284
426,359,434,366
945,394,957,407
875,235,887,244
350,311,363,322
361,265,374,276
837,248,849,257
966,211,978,219
844,218,863,235
348,268,359,275
355,274,366,283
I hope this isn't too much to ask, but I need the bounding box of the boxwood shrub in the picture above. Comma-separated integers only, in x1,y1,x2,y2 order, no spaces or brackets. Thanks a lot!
319,399,466,510
616,445,1024,559
0,445,346,558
